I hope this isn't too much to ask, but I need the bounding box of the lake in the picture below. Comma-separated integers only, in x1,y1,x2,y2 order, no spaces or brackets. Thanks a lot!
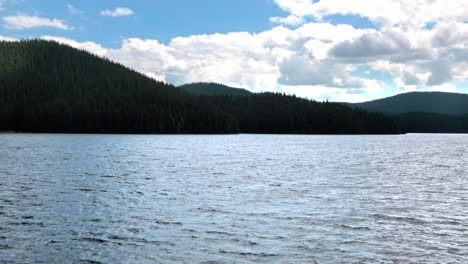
0,134,467,263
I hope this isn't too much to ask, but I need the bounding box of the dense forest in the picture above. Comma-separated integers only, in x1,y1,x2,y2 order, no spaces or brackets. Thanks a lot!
0,40,399,134
395,113,468,133
201,93,398,134
181,83,398,133
0,40,238,134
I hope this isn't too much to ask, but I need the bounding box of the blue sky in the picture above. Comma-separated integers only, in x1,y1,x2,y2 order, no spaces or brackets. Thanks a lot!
0,0,467,102
0,0,287,46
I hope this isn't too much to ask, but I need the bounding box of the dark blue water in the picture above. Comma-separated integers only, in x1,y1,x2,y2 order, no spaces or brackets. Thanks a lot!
1,134,467,263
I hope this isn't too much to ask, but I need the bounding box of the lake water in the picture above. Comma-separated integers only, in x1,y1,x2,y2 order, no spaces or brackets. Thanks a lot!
0,134,467,263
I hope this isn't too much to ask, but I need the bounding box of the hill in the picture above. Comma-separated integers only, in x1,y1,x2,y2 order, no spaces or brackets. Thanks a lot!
0,40,238,134
395,112,468,133
353,92,468,133
179,83,252,96
179,83,399,134
353,92,468,115
0,40,399,135
208,93,399,134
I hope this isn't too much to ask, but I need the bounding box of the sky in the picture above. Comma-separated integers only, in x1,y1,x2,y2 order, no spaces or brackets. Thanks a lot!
1,0,468,102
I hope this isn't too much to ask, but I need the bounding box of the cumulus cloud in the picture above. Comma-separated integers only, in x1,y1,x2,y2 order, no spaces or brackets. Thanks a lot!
5,0,466,101
273,0,315,18
100,7,134,17
278,56,365,88
432,22,468,47
272,0,468,28
39,21,377,98
3,15,72,30
270,0,468,93
425,60,454,86
122,23,370,91
41,36,108,56
110,34,281,89
270,15,304,26
331,30,409,59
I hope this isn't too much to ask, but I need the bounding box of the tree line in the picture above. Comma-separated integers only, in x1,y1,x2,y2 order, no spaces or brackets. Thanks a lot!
0,40,399,134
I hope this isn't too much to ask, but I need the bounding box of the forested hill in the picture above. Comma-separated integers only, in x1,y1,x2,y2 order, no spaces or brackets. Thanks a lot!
179,83,252,96
353,92,468,133
0,40,238,134
0,40,399,134
207,93,399,134
353,92,468,115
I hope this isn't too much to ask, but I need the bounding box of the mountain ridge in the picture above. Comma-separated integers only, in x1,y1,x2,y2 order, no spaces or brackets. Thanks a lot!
179,83,252,97
353,91,468,115
352,91,468,133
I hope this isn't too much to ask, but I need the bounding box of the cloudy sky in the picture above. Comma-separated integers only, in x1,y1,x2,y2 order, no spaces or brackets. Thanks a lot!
1,0,468,102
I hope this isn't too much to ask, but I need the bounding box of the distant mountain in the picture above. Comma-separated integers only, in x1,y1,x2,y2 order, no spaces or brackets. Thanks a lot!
353,92,468,133
0,40,399,135
353,92,468,115
179,83,252,97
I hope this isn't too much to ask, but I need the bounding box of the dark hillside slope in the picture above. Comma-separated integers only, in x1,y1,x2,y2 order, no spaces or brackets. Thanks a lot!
395,113,468,133
179,83,252,96
207,93,399,134
353,92,468,133
353,92,468,115
180,83,399,134
0,40,238,133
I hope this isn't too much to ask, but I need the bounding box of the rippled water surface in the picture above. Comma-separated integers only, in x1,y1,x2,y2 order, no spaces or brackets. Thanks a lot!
1,134,468,263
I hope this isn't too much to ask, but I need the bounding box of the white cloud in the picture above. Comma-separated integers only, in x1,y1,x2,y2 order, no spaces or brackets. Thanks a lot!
3,15,72,30
41,36,108,56
110,34,281,91
38,21,379,99
100,7,134,17
4,0,464,101
270,0,468,94
273,0,315,17
272,0,468,28
0,35,17,41
331,30,409,59
270,15,304,26
278,56,365,88
428,83,458,93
